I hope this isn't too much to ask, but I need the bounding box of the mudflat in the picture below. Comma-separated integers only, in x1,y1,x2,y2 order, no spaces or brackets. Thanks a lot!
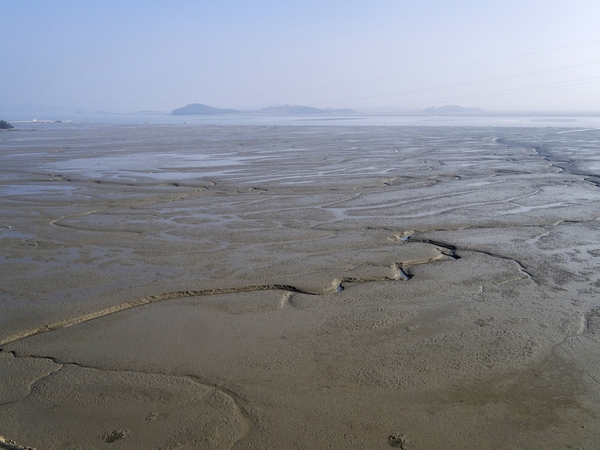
1,124,600,449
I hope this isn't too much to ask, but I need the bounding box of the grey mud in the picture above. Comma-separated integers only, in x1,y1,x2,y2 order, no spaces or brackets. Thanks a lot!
1,124,600,449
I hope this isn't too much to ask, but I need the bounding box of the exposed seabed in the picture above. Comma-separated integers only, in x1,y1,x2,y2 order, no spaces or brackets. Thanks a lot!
1,124,600,449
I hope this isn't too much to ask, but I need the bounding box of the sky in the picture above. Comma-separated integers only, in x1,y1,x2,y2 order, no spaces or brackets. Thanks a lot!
1,0,600,113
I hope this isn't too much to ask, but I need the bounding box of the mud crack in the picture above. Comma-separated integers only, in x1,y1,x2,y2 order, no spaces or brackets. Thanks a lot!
410,237,534,281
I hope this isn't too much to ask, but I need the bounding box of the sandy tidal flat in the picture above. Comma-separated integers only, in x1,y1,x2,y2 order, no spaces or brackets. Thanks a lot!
1,124,600,449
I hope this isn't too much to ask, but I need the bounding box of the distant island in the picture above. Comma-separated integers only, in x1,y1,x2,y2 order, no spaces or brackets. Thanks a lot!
170,103,491,117
0,120,14,130
171,103,355,116
172,104,241,115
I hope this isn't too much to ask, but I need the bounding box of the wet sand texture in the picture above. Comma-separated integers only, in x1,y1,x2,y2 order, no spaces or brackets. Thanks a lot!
1,125,600,448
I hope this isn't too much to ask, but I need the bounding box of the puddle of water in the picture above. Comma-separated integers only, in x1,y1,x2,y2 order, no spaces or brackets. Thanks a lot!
0,184,79,196
0,228,34,239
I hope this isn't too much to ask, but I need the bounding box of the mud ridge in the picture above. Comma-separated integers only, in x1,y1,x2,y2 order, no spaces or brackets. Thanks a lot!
0,252,454,348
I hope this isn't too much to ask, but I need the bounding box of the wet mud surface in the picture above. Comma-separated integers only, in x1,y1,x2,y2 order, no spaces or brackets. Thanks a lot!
1,124,600,448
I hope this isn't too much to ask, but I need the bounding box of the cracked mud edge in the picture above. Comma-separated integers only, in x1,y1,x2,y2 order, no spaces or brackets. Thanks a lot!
409,237,536,280
553,308,600,386
384,216,599,236
0,244,457,348
0,350,253,450
397,215,600,284
0,435,36,450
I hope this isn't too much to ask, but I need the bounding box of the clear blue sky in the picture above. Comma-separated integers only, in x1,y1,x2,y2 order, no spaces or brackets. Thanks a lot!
2,0,599,112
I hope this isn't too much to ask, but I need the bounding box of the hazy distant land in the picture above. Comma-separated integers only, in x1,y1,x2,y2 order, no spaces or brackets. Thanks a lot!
170,103,489,117
171,103,355,116
4,101,600,124
171,103,241,115
168,102,598,118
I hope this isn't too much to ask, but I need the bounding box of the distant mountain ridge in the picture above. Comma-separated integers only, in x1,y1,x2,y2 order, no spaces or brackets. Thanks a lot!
171,103,486,116
172,104,240,115
171,103,354,115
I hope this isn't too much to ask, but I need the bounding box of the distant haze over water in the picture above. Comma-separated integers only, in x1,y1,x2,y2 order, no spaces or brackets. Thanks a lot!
5,113,600,129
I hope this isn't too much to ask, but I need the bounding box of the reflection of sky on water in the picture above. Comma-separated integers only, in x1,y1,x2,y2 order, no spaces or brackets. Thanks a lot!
0,184,79,196
0,228,34,239
133,169,236,181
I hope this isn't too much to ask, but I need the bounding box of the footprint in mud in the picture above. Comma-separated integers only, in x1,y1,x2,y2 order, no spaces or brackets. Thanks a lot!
388,433,410,449
474,317,495,327
102,430,130,443
585,307,600,334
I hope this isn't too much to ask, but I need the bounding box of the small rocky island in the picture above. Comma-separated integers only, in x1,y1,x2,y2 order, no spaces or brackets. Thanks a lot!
172,104,240,115
0,120,14,130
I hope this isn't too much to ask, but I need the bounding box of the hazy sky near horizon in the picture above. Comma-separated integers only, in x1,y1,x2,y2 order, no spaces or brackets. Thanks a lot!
2,0,600,113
